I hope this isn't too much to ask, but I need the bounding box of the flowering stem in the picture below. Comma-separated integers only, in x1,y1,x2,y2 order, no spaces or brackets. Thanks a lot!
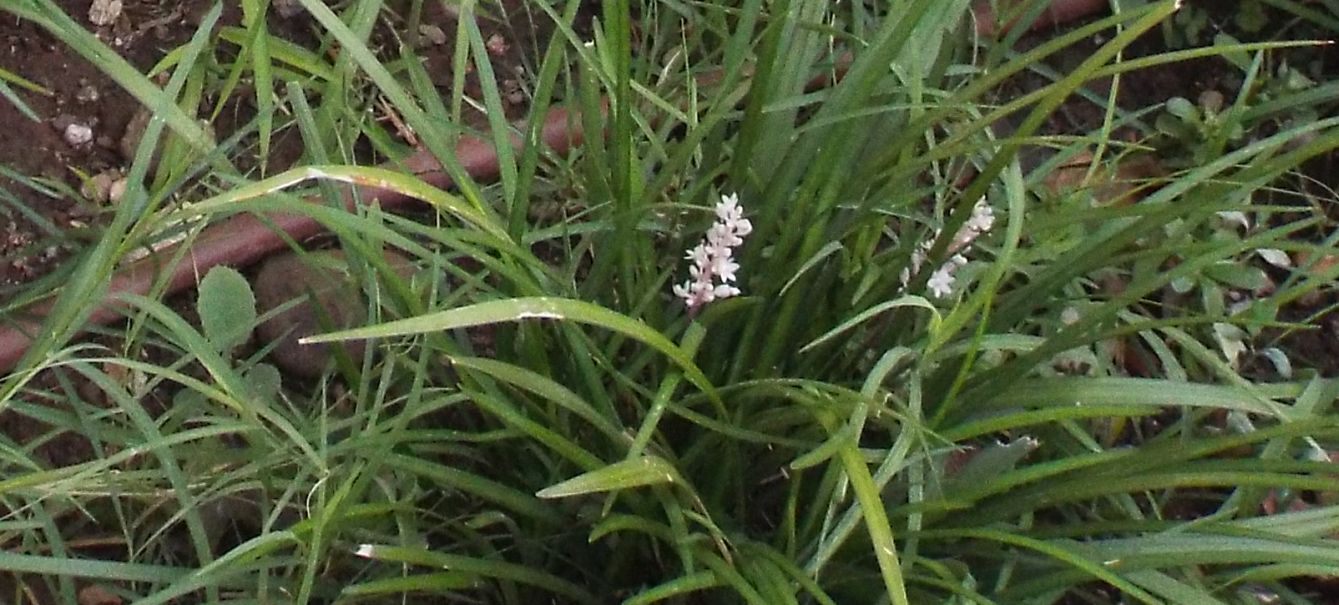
674,193,752,312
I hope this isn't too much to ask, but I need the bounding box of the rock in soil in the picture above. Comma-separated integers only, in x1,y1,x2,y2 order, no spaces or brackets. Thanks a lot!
81,169,126,204
87,0,123,27
253,249,413,379
118,106,154,163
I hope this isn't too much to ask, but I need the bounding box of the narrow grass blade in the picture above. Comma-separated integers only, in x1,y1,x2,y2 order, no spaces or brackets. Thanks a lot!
304,297,718,401
538,456,682,499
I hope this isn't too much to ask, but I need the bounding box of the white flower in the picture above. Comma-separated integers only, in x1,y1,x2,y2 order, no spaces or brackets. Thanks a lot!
708,223,742,247
733,218,753,238
927,266,956,298
714,284,741,298
903,199,995,299
951,200,994,252
675,192,752,311
716,193,743,221
966,199,995,233
711,255,740,283
686,244,711,266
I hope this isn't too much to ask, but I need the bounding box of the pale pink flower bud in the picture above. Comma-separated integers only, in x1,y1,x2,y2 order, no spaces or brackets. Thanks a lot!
714,284,741,298
927,267,956,298
901,200,995,299
734,218,753,237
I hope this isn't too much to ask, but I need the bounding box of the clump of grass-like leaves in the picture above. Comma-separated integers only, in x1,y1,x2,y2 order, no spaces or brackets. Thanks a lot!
3,0,1339,603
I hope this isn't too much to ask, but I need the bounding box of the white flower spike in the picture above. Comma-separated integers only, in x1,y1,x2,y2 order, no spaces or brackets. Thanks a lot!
675,192,752,311
902,198,995,299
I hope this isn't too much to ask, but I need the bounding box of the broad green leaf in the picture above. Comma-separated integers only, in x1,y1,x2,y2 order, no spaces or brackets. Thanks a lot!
197,266,257,352
244,363,281,403
1164,96,1198,121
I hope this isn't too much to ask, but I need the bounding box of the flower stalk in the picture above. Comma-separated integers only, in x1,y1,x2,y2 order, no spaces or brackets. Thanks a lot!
674,193,753,312
901,199,995,298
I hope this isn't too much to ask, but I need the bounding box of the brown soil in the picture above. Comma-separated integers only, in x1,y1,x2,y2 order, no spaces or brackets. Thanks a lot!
0,0,565,296
0,0,239,297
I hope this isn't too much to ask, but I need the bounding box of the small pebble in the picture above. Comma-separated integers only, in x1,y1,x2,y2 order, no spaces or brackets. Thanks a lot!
419,24,447,46
119,108,152,160
64,122,94,147
76,83,100,103
82,170,118,203
52,113,77,131
77,583,120,605
108,177,127,203
1199,89,1225,114
254,251,367,378
253,250,415,379
485,33,509,57
88,0,122,26
502,79,524,105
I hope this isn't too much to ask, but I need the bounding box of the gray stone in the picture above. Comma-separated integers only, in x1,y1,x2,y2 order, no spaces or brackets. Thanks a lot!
254,251,368,378
253,249,416,379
